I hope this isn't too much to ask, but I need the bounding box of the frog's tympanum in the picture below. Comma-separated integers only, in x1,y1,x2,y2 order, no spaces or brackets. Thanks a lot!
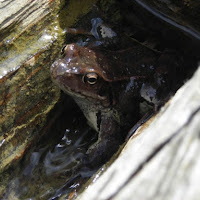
50,19,178,164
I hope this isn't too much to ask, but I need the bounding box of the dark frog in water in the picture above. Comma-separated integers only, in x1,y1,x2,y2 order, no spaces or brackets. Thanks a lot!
50,18,180,164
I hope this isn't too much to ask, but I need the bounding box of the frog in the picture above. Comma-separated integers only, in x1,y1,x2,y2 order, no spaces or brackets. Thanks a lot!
50,17,180,164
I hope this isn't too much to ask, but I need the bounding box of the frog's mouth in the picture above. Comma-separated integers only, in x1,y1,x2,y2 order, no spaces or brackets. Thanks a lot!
59,82,107,100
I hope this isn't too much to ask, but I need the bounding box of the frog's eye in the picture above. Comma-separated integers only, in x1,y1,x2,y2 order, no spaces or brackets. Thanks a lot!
83,73,98,85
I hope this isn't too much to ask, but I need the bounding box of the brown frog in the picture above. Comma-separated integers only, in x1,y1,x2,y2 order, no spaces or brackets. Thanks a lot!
50,33,176,163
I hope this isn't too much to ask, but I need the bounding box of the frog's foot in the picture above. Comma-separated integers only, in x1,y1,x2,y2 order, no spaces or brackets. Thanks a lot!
84,138,120,167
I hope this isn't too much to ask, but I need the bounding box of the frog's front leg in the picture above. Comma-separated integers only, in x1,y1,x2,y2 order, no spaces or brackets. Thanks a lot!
86,112,122,165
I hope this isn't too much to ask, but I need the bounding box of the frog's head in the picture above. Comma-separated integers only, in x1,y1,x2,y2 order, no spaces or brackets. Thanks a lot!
50,44,113,107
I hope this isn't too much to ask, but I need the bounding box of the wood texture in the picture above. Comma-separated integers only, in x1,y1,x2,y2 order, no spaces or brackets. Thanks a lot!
0,0,63,174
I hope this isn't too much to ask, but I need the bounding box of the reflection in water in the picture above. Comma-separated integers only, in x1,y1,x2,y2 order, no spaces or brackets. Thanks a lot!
44,129,86,175
23,150,43,177
135,0,200,40
3,104,98,200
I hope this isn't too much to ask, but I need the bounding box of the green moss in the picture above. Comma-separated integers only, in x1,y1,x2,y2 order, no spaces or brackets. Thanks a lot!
59,0,98,29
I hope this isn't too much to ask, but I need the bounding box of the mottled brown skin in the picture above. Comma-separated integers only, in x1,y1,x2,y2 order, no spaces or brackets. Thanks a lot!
50,43,172,163
51,44,112,107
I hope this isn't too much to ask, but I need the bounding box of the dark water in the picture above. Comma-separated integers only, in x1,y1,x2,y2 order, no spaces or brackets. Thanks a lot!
3,96,99,199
